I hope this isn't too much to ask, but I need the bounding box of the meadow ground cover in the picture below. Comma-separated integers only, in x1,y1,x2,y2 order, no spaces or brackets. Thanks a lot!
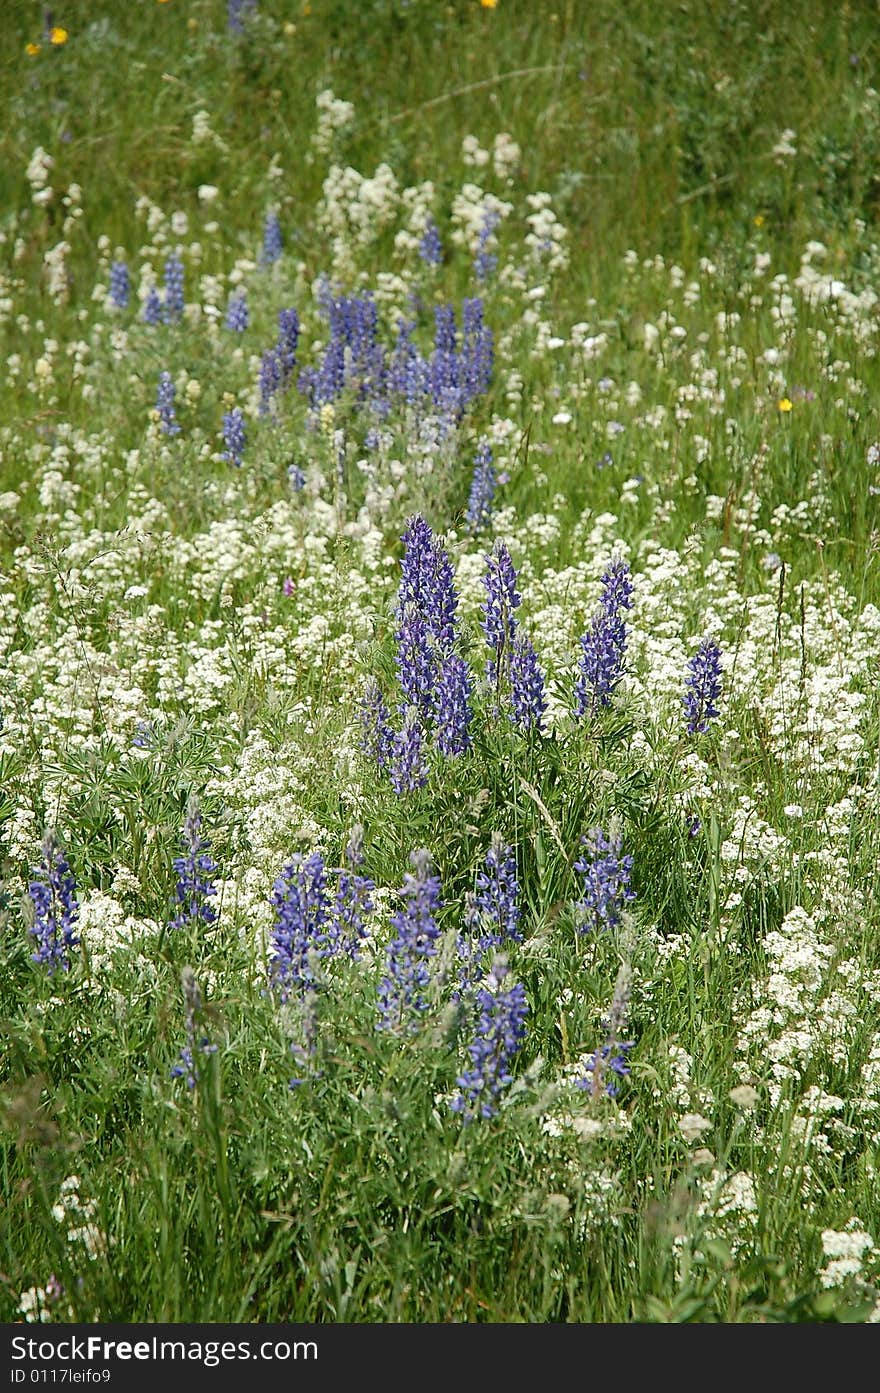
2,0,880,1324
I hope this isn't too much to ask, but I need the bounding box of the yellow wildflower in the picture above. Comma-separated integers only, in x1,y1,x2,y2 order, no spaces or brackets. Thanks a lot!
26,41,41,56
778,398,793,413
49,26,68,44
480,0,498,7
753,213,765,227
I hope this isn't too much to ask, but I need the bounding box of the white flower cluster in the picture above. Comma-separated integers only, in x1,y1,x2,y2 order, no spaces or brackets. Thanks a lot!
313,88,356,156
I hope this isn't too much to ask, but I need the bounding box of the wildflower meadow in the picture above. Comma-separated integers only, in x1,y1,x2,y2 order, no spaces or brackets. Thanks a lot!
3,0,880,1325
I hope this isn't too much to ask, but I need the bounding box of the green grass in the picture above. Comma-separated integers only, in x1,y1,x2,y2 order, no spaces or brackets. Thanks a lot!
2,0,880,1324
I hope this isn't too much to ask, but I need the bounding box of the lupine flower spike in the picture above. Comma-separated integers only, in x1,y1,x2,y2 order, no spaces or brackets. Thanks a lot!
143,286,162,325
327,826,374,960
419,216,443,267
377,850,441,1030
451,957,528,1121
162,254,184,323
466,438,496,534
28,830,79,972
683,637,723,735
155,371,180,436
261,210,283,266
169,803,218,931
574,823,635,936
575,556,634,718
109,261,129,309
269,851,330,1001
225,289,249,332
222,407,246,466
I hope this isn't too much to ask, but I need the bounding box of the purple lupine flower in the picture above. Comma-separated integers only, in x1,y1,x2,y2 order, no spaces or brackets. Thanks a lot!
460,297,493,404
258,348,282,416
133,720,154,749
377,849,441,1030
474,210,500,283
430,303,460,417
170,967,217,1088
155,371,180,436
395,604,435,719
683,637,722,735
276,308,300,387
467,834,521,952
169,804,218,931
573,825,635,936
481,541,521,692
434,651,473,756
225,289,249,332
288,461,306,492
466,438,496,534
388,319,428,404
261,210,283,266
419,216,443,266
397,515,436,615
27,830,79,973
228,0,257,33
574,557,634,718
577,962,634,1099
222,407,246,466
423,538,459,655
509,633,546,733
390,707,428,795
109,261,130,309
451,958,528,1121
358,678,395,772
143,286,162,325
327,826,374,960
300,293,386,407
269,851,330,1001
162,254,184,323
576,1041,634,1099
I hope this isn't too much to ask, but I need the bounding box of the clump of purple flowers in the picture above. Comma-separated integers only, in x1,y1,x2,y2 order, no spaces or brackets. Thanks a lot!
466,438,496,534
419,216,443,267
390,707,428,795
222,407,246,466
480,542,546,730
258,348,282,415
228,0,257,33
155,371,180,436
509,633,546,734
27,830,79,973
261,210,283,266
451,958,528,1121
573,824,635,936
225,289,249,333
276,308,300,387
574,556,634,719
474,209,500,283
170,967,218,1089
683,637,723,735
143,286,162,325
109,261,129,310
467,835,522,953
326,827,374,960
162,254,184,324
269,851,329,1001
377,850,441,1031
168,804,218,932
482,541,521,693
358,678,395,772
